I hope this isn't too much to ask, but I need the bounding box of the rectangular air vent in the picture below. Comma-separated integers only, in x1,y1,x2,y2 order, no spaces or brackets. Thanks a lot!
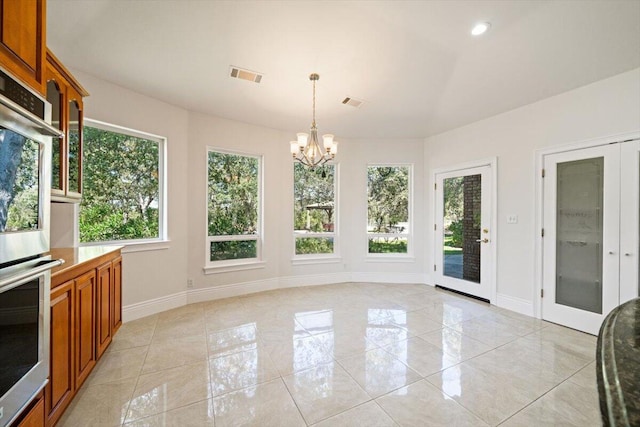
342,97,363,108
230,66,263,83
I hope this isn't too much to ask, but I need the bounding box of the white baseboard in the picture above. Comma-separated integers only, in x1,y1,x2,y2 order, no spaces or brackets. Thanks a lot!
495,293,534,317
122,291,187,322
351,272,426,284
186,277,280,304
279,272,352,288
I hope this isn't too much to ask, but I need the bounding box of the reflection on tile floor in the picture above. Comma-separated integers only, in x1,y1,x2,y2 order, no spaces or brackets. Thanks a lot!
58,283,601,426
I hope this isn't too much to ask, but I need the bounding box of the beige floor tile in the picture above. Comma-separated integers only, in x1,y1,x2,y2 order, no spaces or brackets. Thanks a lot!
206,323,261,357
58,377,137,427
142,334,208,374
385,308,445,336
337,347,422,398
376,379,488,427
264,333,335,376
501,379,601,426
317,328,381,359
209,346,280,396
85,346,148,386
70,283,601,427
124,399,215,427
382,337,461,377
568,361,597,389
282,362,370,425
418,327,492,361
311,401,398,427
213,379,305,427
125,361,212,422
448,316,522,347
426,362,539,425
108,315,157,352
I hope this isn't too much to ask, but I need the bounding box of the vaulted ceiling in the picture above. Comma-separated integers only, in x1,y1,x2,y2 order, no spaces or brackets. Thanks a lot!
47,1,640,139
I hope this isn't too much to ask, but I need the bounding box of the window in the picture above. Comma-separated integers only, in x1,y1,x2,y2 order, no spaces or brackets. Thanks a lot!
207,149,262,265
367,165,411,255
80,120,165,244
293,163,337,257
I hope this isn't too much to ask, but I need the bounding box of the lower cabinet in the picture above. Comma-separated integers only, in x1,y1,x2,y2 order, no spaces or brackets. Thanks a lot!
12,391,45,427
45,249,122,427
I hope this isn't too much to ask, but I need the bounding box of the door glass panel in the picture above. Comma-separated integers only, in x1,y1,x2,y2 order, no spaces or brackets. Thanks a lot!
68,100,80,193
46,81,62,190
443,174,481,283
556,157,603,314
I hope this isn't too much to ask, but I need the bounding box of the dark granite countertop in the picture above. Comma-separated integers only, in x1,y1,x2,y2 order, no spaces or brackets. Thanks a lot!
597,297,640,427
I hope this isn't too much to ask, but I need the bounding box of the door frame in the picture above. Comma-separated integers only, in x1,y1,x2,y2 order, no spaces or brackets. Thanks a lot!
432,157,498,304
533,131,640,319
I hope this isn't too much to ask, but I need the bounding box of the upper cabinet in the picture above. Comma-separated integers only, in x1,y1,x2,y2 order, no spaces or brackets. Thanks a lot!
46,50,89,202
0,0,46,94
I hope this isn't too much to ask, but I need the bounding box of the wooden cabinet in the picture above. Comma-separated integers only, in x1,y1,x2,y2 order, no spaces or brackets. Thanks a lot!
12,391,44,427
111,256,123,333
45,248,122,427
46,281,74,427
96,262,112,358
74,270,97,389
45,51,88,202
0,0,46,94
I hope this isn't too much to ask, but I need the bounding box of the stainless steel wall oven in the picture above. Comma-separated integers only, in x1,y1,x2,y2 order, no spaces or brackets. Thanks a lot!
0,67,63,426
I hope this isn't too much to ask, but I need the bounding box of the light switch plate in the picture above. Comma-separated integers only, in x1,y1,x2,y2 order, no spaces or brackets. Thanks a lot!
507,215,518,224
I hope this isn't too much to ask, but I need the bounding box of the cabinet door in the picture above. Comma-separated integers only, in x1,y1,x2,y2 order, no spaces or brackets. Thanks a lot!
111,256,123,333
0,0,46,93
45,68,66,197
16,393,44,427
96,262,112,358
66,87,83,198
75,270,96,388
46,280,75,426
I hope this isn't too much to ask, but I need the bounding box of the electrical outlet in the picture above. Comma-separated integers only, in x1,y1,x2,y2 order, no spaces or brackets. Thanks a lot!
187,279,194,289
507,214,518,224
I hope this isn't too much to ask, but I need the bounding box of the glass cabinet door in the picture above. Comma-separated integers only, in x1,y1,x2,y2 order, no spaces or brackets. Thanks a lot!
46,79,64,193
67,97,81,195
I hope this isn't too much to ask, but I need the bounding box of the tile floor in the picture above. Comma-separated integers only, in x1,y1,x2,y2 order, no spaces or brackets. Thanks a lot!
58,283,602,426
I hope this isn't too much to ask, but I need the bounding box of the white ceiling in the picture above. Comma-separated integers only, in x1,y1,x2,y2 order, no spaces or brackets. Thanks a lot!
47,1,640,139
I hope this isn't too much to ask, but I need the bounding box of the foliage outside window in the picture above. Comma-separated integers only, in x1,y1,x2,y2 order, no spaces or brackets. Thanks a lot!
294,163,337,256
79,121,164,243
367,165,411,254
208,149,261,264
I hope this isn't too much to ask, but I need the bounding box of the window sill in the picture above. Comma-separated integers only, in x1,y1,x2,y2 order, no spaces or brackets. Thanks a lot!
365,256,415,263
291,256,342,266
203,261,266,275
81,240,171,254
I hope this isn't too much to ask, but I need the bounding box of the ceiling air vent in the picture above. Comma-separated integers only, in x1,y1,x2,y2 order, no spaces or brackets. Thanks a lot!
230,66,263,83
342,97,363,108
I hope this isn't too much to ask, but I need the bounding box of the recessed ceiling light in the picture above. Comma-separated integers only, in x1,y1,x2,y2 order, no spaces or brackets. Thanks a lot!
471,22,490,36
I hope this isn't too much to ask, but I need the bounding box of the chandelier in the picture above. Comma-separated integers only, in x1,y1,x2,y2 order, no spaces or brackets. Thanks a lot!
290,73,338,168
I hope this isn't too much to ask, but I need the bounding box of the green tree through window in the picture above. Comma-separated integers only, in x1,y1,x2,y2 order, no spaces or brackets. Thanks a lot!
79,124,161,243
207,150,261,262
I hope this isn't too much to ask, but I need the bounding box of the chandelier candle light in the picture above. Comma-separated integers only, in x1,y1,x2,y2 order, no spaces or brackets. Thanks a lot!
290,73,338,168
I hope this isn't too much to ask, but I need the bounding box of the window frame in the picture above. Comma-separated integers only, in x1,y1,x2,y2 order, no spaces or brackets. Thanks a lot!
205,147,264,270
366,163,413,259
292,162,340,263
79,118,167,248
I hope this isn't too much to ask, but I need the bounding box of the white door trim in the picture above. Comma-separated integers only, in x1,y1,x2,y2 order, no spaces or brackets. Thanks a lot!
432,157,498,304
533,131,640,319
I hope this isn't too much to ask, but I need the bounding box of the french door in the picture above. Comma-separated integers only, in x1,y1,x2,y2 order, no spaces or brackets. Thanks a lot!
542,139,639,334
435,165,493,301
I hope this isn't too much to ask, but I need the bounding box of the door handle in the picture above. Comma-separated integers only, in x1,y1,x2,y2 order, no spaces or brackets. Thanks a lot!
476,238,489,243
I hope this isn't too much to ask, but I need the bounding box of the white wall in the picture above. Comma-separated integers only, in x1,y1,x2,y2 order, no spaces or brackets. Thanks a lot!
424,68,640,310
71,70,190,309
65,67,639,321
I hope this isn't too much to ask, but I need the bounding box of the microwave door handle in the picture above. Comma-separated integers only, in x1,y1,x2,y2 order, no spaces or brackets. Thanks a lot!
0,95,64,138
0,259,64,290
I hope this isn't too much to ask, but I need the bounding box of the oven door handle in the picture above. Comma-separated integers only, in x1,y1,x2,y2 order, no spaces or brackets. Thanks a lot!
0,259,64,290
